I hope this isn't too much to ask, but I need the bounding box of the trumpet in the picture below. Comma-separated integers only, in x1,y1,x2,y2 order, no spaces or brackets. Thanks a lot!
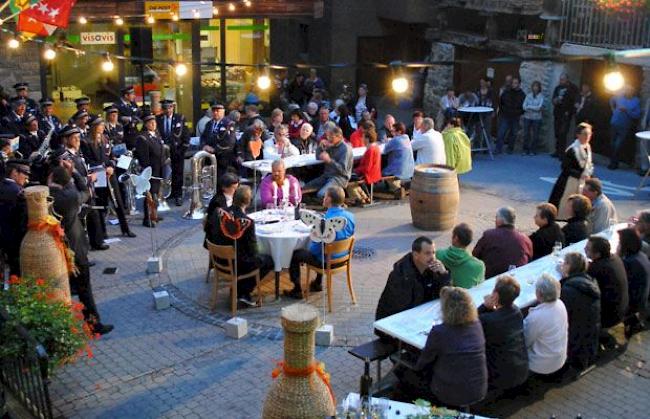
183,150,217,220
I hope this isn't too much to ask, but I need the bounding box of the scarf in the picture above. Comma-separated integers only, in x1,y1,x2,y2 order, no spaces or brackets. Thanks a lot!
566,139,593,178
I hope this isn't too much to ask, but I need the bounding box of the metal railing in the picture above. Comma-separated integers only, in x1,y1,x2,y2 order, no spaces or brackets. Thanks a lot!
0,306,54,419
559,0,650,49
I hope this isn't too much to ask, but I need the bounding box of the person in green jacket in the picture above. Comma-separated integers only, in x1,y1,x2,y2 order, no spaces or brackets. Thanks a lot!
441,117,472,174
437,223,485,288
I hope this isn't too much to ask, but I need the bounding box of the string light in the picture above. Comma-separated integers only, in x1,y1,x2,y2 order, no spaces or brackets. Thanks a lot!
391,76,409,94
7,38,19,49
228,3,236,11
147,15,155,24
43,46,56,60
175,63,188,77
256,75,271,90
213,7,219,15
101,54,114,72
603,70,624,92
114,16,124,26
78,16,87,24
171,13,179,21
244,0,252,7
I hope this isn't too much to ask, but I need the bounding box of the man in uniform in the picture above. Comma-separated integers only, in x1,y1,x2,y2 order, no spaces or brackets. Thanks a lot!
116,86,141,141
18,115,45,159
70,110,90,143
37,97,62,133
200,103,237,178
156,99,188,206
59,125,108,250
68,97,92,124
104,105,126,149
1,97,28,137
0,159,29,275
135,114,165,227
13,82,38,116
48,163,113,335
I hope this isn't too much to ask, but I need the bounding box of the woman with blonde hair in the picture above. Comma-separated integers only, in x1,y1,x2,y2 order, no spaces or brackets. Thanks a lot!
401,286,487,407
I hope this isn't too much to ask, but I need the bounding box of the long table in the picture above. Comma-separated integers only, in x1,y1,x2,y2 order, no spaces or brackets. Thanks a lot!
373,224,625,350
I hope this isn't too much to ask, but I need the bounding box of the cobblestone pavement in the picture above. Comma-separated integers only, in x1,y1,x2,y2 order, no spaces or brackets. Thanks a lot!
46,155,650,419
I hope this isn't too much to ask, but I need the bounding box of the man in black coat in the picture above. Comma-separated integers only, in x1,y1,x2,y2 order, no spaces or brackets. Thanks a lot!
13,83,38,116
116,86,141,141
496,77,526,154
37,98,62,133
376,237,450,322
156,100,189,206
204,185,272,306
0,159,30,275
529,202,565,260
586,236,628,330
478,275,529,391
560,253,601,371
1,97,28,137
18,115,45,159
135,115,165,227
49,164,113,335
551,74,579,158
200,103,237,178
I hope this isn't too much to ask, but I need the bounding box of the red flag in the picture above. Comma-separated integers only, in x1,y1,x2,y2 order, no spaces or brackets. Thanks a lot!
22,0,77,28
17,13,57,36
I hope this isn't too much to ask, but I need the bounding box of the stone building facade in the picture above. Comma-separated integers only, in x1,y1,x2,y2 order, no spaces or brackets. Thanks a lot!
0,42,43,101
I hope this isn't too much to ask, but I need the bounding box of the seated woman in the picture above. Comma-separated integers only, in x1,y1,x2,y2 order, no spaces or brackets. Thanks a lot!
240,120,266,162
348,129,381,205
264,124,299,159
287,108,305,141
529,202,565,260
292,122,318,155
560,252,601,371
204,173,239,248
399,286,487,408
617,228,650,335
524,274,568,375
441,117,472,175
562,194,592,245
259,159,301,208
478,275,529,392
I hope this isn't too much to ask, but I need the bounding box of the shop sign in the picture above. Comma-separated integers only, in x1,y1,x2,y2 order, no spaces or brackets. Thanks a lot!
145,1,180,19
80,32,116,45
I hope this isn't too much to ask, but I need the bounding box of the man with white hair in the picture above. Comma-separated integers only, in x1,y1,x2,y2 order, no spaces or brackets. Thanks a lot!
378,113,396,143
473,207,533,278
411,117,445,165
305,101,319,123
312,106,332,140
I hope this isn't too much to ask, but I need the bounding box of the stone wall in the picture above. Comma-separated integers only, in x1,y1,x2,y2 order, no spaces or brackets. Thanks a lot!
422,42,455,126
0,41,42,101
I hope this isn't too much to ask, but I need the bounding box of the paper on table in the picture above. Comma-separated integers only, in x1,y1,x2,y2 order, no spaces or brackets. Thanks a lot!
117,155,133,170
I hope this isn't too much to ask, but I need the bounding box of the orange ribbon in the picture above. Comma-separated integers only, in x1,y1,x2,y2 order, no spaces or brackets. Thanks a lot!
27,215,78,275
271,360,336,406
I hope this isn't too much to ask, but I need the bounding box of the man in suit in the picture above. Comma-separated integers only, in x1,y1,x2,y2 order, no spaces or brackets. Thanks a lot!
0,159,30,275
1,97,28,137
116,86,141,141
135,114,165,227
48,164,113,335
59,125,108,250
200,103,237,178
156,100,189,206
37,98,62,133
13,82,38,116
18,115,45,158
104,105,127,149
205,185,273,306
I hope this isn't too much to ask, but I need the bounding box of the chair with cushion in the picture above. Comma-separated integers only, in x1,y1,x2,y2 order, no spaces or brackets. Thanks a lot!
206,240,262,315
305,236,356,312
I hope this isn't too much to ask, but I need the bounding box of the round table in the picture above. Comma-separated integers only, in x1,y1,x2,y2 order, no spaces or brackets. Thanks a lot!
458,106,495,159
249,209,311,299
636,131,650,192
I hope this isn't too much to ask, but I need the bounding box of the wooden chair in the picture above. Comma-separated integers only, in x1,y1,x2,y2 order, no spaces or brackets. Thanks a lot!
205,240,262,316
305,236,356,313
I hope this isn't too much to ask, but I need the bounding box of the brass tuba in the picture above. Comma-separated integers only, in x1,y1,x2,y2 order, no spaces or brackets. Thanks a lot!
183,150,217,220
118,150,139,215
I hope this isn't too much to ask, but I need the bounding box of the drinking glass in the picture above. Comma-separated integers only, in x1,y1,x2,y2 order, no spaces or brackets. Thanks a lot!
508,265,517,274
372,398,390,419
266,203,276,211
552,241,562,258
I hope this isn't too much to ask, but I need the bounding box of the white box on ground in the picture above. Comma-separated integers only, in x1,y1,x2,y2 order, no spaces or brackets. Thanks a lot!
147,256,163,273
316,324,334,346
152,290,170,310
225,317,248,339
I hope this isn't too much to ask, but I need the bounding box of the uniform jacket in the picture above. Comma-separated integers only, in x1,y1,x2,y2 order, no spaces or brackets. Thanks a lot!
50,172,90,265
1,112,27,136
0,178,27,260
135,130,165,194
156,113,189,156
37,113,62,133
18,130,45,157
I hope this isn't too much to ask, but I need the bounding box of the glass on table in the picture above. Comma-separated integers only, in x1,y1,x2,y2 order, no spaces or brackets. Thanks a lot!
552,241,563,258
266,203,276,211
371,397,390,419
508,265,517,275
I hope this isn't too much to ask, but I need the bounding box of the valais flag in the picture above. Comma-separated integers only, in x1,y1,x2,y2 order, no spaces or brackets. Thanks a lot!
22,0,77,29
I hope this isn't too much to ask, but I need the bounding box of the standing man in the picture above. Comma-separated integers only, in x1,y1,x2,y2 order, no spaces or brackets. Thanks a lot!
156,100,188,206
136,114,165,228
18,115,45,158
104,105,127,149
551,73,579,158
0,159,29,275
608,85,641,170
1,97,28,137
575,83,597,125
496,77,525,154
116,86,141,142
200,103,237,178
13,82,38,116
37,98,62,133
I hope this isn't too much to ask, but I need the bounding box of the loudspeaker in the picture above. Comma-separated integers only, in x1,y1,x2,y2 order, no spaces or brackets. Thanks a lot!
130,27,153,65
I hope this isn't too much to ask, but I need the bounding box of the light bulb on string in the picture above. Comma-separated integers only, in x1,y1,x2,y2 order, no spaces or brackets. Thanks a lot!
175,63,188,77
391,76,409,94
78,16,87,24
213,7,219,15
244,0,252,7
147,15,155,24
228,3,236,11
257,74,271,90
172,13,179,21
43,46,56,60
603,70,624,92
101,54,114,72
8,38,19,49
114,16,124,26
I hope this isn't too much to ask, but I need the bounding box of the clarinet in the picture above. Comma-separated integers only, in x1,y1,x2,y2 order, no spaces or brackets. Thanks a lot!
32,126,56,161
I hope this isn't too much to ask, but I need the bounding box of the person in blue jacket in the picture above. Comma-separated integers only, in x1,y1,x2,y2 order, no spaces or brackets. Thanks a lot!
609,85,641,170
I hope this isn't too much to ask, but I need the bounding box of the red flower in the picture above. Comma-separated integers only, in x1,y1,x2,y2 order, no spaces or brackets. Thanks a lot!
8,275,20,285
35,278,45,287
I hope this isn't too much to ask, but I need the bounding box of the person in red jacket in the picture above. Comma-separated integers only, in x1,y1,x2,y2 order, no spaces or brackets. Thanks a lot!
347,129,381,205
349,119,375,148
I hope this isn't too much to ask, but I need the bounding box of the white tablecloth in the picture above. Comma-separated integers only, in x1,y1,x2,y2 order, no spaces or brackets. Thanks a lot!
250,209,311,272
344,393,492,418
241,145,379,175
374,225,625,350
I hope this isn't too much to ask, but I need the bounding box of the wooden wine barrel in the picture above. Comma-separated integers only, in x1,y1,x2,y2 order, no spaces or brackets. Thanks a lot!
409,164,459,231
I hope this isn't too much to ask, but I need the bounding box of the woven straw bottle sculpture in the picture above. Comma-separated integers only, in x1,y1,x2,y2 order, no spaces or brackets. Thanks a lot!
20,186,71,303
262,304,335,418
